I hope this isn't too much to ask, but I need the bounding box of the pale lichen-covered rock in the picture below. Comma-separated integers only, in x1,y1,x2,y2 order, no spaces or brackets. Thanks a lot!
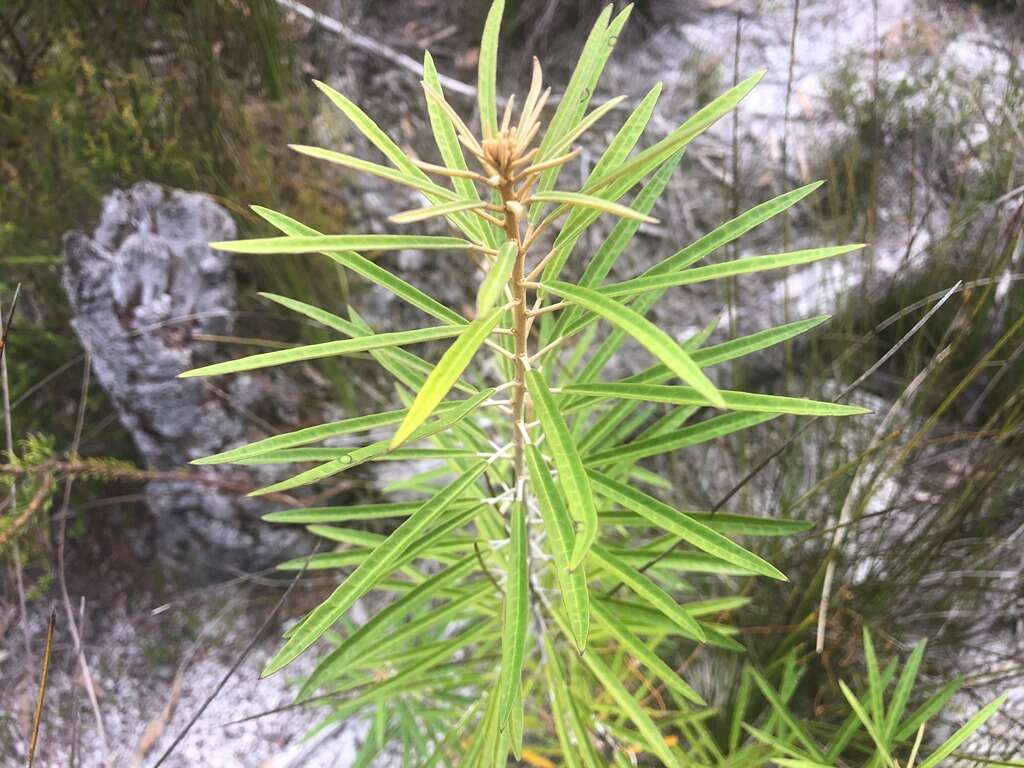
62,182,295,566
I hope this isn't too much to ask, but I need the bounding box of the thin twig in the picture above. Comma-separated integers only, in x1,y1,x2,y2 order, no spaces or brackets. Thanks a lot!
151,542,322,767
0,473,54,547
55,344,110,759
27,607,56,767
1,293,32,672
617,281,963,590
275,0,477,97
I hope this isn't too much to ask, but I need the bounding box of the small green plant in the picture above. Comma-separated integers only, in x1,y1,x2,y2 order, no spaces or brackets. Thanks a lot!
183,3,1006,764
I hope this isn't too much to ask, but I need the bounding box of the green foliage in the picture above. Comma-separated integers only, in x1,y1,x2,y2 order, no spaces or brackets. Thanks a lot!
191,3,1005,763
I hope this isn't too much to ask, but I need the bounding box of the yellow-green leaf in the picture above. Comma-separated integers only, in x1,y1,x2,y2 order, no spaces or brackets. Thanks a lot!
478,0,504,139
532,191,658,224
545,282,726,408
390,310,502,448
261,461,488,677
210,234,472,255
498,501,528,729
477,241,517,316
562,383,870,417
178,325,465,378
526,370,598,570
588,471,787,581
589,545,705,643
526,444,589,652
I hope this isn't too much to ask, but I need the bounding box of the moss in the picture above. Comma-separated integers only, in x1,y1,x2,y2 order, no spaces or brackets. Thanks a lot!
0,1,354,444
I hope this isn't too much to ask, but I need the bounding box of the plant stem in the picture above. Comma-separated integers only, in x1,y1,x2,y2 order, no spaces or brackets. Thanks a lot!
502,180,531,488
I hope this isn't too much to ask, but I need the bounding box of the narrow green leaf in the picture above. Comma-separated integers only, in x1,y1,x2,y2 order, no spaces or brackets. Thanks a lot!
556,187,827,382
498,501,528,729
587,411,776,465
544,638,598,768
478,0,504,139
601,244,865,300
692,315,830,367
288,144,453,198
526,370,599,570
576,637,682,768
545,282,726,408
863,627,884,724
589,545,705,642
193,407,414,465
611,548,761,576
264,500,474,524
262,461,488,677
655,183,828,280
884,639,926,738
588,471,787,581
543,636,586,768
477,241,517,316
916,694,1007,768
422,52,487,210
179,325,465,378
591,599,704,706
839,680,893,766
532,191,658,224
209,233,472,255
528,5,617,222
586,70,766,197
251,389,492,496
894,677,964,742
390,310,502,448
526,444,589,653
545,95,627,158
312,79,424,176
729,665,753,751
250,208,468,326
562,383,869,417
600,509,813,537
555,151,682,337
537,83,663,287
750,668,827,761
390,199,487,224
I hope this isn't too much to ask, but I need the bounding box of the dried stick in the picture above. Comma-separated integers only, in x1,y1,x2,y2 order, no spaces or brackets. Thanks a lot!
27,607,56,767
275,0,477,97
55,344,110,759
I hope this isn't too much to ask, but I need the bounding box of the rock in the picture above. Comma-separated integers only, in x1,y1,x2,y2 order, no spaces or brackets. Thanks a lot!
62,182,296,569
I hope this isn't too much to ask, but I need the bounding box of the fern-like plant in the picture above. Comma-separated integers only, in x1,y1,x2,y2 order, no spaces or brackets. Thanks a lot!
182,3,1005,764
